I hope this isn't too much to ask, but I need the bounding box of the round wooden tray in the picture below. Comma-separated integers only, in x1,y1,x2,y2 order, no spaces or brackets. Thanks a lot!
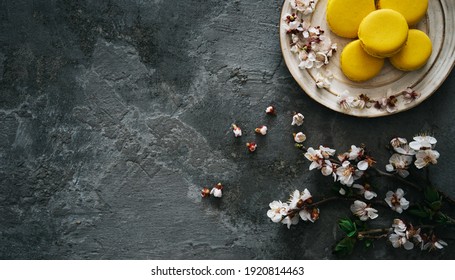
280,0,455,117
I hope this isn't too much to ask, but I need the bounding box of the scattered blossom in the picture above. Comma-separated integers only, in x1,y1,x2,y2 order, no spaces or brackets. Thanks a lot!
385,188,409,214
285,19,337,70
255,125,268,135
201,183,224,198
414,149,440,169
232,124,242,137
290,0,317,15
350,200,378,221
201,187,211,198
338,91,366,111
294,132,307,143
246,142,257,152
282,13,304,33
265,105,276,115
352,183,377,200
386,153,413,177
402,87,421,104
291,112,305,126
210,183,224,198
409,135,437,150
374,94,398,113
315,70,333,89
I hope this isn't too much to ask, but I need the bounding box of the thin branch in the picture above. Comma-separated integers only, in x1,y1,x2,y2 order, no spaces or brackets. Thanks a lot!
371,167,423,191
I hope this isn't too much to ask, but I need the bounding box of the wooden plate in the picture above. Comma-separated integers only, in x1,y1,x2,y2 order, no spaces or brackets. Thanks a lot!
280,0,455,117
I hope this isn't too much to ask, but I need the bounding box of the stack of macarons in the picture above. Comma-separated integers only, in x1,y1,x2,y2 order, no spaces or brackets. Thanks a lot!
326,0,432,82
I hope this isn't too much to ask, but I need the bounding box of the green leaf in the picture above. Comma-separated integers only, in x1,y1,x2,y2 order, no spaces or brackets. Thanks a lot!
424,186,440,204
429,201,442,211
409,208,430,219
334,237,356,256
338,218,357,237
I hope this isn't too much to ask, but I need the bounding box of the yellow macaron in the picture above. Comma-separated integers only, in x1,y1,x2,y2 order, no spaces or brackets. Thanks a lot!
390,29,432,71
358,9,409,58
341,40,385,82
377,0,428,27
326,0,376,38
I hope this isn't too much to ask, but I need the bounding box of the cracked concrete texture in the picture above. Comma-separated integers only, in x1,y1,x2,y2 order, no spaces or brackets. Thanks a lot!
0,0,454,259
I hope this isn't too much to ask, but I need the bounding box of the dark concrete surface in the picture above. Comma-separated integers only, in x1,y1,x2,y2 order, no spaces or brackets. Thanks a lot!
0,0,454,259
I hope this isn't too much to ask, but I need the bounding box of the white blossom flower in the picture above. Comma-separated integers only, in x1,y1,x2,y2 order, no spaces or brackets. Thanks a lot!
246,142,257,152
348,145,364,160
392,219,407,235
281,214,300,229
386,153,413,177
291,112,304,126
321,159,335,178
336,161,362,186
352,184,377,200
357,159,369,171
232,124,242,137
265,105,276,115
299,207,319,223
255,125,268,135
406,225,422,244
267,200,288,223
350,200,378,221
339,188,346,195
290,0,317,15
422,235,448,251
414,149,440,169
210,188,222,198
210,183,224,198
289,189,312,209
315,71,333,89
390,137,408,149
402,88,420,104
389,233,414,250
304,147,323,170
385,188,410,214
319,145,336,159
294,132,307,143
409,135,437,151
338,90,365,111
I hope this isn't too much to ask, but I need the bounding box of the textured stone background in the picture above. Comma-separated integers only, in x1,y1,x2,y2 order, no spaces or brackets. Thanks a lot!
0,0,454,259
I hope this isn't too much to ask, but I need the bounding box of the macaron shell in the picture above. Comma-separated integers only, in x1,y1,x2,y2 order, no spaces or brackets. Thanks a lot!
326,0,376,38
390,29,432,71
358,9,409,58
341,40,385,82
378,0,428,27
